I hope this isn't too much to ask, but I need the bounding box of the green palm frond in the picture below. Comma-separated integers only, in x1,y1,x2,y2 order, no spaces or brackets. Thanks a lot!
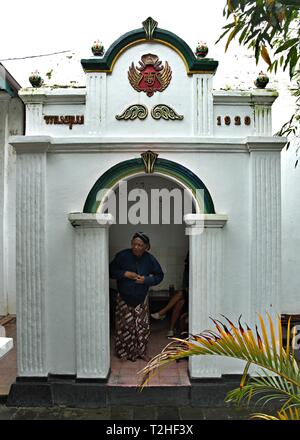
252,406,300,420
227,371,300,407
138,314,300,418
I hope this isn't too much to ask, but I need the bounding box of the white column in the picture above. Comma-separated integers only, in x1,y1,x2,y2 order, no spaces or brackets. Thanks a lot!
249,149,281,322
254,105,272,136
68,213,113,379
193,74,213,136
85,73,107,135
16,152,47,376
184,214,228,378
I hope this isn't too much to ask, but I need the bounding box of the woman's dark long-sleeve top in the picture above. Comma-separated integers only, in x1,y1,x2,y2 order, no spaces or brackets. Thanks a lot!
109,249,164,307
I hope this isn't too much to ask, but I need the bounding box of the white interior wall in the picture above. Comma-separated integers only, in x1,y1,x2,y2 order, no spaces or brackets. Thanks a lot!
108,175,190,292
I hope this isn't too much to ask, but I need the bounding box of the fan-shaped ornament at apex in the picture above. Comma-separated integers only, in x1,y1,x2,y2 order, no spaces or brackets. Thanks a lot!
128,53,172,97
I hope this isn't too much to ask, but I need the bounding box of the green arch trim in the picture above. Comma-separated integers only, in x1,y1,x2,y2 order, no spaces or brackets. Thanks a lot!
81,27,218,75
83,158,215,214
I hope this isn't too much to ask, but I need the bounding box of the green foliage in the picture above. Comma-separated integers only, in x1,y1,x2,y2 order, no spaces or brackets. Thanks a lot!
218,1,300,165
140,314,300,420
218,0,300,78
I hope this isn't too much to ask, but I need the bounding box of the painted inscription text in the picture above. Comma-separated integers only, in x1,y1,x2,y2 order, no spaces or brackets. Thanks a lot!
44,115,84,129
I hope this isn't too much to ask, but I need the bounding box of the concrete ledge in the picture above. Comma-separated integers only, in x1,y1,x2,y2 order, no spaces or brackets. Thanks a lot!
0,337,13,359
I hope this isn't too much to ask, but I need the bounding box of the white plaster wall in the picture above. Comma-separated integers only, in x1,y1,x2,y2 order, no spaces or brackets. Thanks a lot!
105,44,193,137
281,144,300,314
0,95,8,315
42,104,86,136
213,104,255,137
173,152,251,323
46,152,139,373
0,95,23,315
7,98,23,315
273,81,300,315
45,149,250,373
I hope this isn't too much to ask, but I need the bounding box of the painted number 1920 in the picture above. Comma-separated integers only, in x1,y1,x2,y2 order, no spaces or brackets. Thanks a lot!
217,116,251,126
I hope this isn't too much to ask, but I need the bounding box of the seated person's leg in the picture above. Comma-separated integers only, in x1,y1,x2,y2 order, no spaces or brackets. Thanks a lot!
151,290,184,320
167,299,185,337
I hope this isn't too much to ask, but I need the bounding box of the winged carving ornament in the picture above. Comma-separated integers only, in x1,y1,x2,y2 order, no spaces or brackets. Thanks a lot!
128,54,172,97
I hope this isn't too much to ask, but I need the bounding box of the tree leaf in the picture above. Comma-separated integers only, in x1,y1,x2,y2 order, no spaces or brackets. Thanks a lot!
239,26,249,44
289,45,299,78
255,39,261,64
261,45,272,66
225,24,241,52
274,38,299,54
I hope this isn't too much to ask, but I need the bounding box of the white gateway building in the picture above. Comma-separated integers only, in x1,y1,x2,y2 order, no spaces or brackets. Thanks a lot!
3,18,296,406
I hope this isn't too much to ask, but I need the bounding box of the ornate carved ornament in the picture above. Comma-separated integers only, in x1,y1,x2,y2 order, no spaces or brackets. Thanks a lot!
128,53,172,97
141,150,159,174
142,17,158,40
115,104,183,121
151,104,183,120
116,104,148,120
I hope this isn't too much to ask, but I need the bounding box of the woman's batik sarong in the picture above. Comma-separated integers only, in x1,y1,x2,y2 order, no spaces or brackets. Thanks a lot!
115,293,150,361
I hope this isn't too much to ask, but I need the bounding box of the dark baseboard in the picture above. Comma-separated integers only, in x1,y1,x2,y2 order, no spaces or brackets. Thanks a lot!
6,374,250,408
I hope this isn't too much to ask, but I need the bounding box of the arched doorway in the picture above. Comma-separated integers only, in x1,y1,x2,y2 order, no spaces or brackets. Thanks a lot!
105,173,195,386
72,156,226,382
83,157,215,215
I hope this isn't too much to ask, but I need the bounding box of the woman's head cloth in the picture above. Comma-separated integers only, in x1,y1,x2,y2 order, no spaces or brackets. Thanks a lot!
132,232,150,249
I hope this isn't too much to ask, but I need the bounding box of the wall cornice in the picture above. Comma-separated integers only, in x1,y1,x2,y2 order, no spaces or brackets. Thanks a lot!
247,136,286,152
19,88,86,105
68,213,114,228
184,214,228,228
213,89,278,106
9,135,287,154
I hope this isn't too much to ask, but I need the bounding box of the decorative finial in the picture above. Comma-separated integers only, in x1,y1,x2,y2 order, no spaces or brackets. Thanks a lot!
142,17,158,40
29,70,44,88
254,71,269,89
195,41,209,58
91,40,105,56
141,150,159,173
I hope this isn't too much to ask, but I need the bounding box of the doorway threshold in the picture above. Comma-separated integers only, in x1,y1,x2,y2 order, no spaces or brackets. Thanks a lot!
109,320,190,387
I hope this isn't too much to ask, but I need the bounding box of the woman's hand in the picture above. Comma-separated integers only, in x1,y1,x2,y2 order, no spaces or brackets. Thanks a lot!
135,275,145,284
124,271,138,280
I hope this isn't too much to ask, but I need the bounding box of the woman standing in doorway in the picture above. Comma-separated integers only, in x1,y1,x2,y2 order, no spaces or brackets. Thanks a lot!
109,232,164,362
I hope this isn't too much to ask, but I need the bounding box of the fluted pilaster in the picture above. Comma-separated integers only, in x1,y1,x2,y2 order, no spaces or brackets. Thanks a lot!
69,213,113,378
254,105,272,136
85,73,106,134
26,103,43,135
193,75,213,136
250,152,281,321
16,153,47,376
185,214,227,378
